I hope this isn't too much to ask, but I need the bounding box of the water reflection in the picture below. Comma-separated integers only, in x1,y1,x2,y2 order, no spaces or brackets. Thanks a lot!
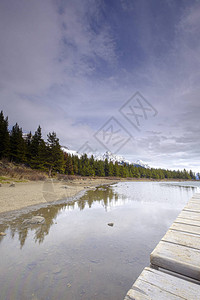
0,185,120,248
0,181,198,300
0,205,61,248
77,186,119,211
112,181,197,205
0,182,197,249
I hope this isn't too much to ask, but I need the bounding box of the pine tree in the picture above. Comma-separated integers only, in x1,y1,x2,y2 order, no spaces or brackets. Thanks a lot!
189,170,195,180
72,155,79,174
104,158,109,176
113,162,120,177
0,111,10,159
46,132,64,176
30,126,43,168
95,161,105,177
108,161,114,176
10,123,26,163
37,139,48,171
25,131,32,163
65,154,74,175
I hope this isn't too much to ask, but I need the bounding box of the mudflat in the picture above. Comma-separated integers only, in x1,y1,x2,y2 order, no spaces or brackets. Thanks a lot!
0,178,119,214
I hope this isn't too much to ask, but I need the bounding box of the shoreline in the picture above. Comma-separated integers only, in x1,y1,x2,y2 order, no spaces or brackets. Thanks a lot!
0,177,197,218
0,177,122,216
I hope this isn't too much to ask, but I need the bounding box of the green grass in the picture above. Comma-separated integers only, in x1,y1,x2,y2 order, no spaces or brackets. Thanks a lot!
0,176,28,183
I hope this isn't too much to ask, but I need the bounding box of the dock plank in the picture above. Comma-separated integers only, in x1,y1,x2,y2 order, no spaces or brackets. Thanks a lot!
184,203,200,210
150,241,200,280
175,217,200,227
161,229,200,250
190,200,200,204
178,210,200,221
191,197,200,201
124,267,200,300
192,194,200,198
170,222,200,235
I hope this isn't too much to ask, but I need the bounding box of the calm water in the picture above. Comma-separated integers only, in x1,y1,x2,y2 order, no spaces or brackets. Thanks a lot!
0,181,199,300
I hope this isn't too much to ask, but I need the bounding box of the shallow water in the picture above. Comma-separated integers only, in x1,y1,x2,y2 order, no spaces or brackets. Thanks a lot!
0,181,199,300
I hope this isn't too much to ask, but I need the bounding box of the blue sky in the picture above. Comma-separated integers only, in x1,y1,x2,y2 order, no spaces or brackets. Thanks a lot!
1,0,200,171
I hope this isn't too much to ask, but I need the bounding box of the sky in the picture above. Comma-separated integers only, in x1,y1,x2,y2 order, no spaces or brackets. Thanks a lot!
1,0,200,172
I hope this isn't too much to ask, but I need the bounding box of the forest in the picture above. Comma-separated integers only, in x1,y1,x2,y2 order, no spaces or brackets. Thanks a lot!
0,111,196,180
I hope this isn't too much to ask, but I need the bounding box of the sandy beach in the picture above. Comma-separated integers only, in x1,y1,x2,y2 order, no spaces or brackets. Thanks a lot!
0,178,120,214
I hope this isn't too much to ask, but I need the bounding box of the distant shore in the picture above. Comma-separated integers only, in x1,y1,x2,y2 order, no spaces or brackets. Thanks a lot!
0,177,196,215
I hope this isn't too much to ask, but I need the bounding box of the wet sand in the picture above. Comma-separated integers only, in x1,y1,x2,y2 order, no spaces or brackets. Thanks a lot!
0,178,120,214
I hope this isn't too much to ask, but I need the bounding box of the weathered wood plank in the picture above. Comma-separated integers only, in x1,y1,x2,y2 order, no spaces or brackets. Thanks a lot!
190,196,200,200
190,196,200,199
184,209,200,214
125,288,150,300
192,194,200,197
161,229,200,249
170,222,200,235
175,217,200,227
189,202,200,206
124,267,200,300
184,203,200,210
179,210,200,221
150,241,200,280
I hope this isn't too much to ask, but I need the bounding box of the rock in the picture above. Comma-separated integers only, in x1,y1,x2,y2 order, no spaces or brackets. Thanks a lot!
52,267,62,274
108,223,114,227
23,216,45,225
9,182,15,187
0,183,2,187
0,232,6,236
90,259,100,264
27,262,37,270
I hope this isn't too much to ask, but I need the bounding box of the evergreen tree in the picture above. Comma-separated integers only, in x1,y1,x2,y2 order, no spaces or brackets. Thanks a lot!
46,132,64,176
25,131,32,162
104,158,109,177
113,162,120,177
37,139,48,171
108,161,114,176
85,165,95,176
95,160,105,177
30,126,43,168
0,111,10,159
72,155,79,174
10,123,26,163
89,155,95,171
189,170,195,180
65,154,74,175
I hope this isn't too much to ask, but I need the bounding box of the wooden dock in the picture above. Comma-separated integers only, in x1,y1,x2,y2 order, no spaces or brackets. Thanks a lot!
124,193,200,300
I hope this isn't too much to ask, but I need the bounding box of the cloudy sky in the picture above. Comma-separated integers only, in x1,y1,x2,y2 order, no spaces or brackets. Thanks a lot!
1,0,200,172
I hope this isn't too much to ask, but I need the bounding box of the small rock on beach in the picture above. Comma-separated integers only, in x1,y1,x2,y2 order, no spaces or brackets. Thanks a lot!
0,232,6,236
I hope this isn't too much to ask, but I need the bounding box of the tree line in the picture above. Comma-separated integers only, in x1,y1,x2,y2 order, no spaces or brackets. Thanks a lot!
0,111,196,179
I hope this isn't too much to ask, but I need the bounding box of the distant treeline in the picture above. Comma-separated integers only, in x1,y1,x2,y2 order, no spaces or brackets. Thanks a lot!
0,111,196,179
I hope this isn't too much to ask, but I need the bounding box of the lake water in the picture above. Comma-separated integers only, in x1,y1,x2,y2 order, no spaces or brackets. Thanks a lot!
0,181,199,300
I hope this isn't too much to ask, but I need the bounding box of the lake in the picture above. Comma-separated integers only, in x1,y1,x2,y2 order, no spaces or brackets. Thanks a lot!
0,181,199,300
